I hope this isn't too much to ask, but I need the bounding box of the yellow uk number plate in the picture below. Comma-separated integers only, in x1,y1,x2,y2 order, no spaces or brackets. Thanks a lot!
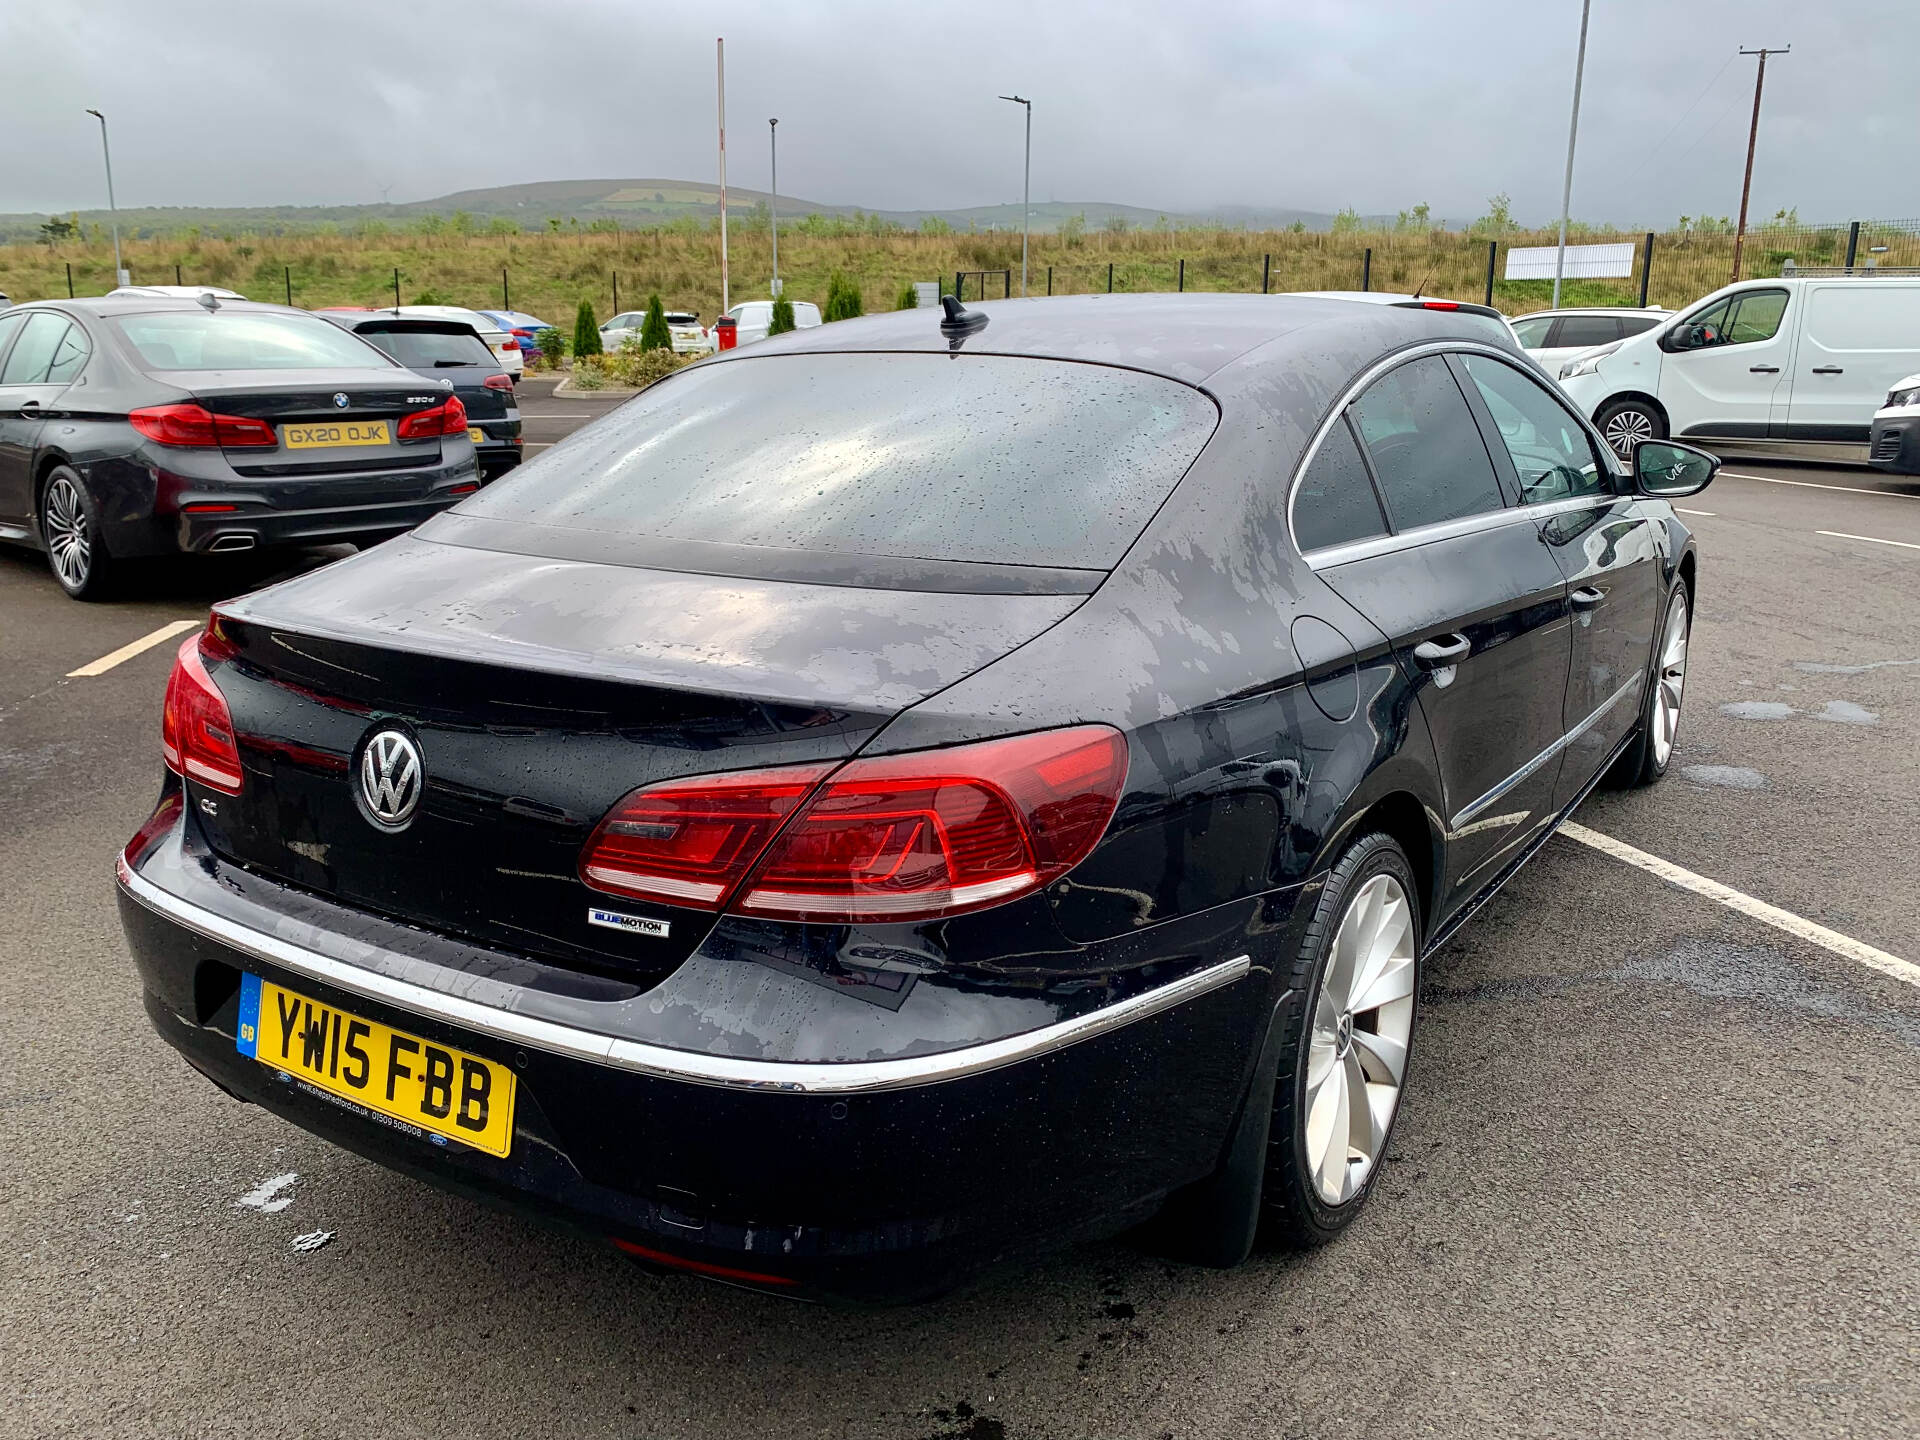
467,426,484,443
282,420,392,449
237,973,515,1157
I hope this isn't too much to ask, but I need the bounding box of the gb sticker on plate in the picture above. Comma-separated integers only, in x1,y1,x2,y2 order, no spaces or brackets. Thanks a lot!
588,907,671,938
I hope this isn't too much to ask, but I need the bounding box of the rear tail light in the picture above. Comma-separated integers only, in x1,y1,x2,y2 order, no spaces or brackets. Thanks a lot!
578,727,1128,923
482,373,514,392
161,630,243,794
397,395,469,439
501,338,520,352
130,403,276,448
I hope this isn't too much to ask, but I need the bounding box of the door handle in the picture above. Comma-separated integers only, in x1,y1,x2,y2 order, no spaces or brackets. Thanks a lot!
1811,366,1845,375
20,398,41,408
1748,365,1779,374
1570,586,1606,610
1412,634,1471,667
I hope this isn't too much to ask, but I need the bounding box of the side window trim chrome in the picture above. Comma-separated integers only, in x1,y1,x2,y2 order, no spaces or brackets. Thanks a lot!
1288,339,1626,570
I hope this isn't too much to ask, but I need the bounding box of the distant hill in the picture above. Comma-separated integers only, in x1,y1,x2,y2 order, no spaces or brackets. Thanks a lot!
0,177,1342,242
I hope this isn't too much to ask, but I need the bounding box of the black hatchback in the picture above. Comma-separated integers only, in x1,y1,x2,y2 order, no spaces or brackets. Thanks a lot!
318,313,523,481
117,294,1718,1302
0,296,479,599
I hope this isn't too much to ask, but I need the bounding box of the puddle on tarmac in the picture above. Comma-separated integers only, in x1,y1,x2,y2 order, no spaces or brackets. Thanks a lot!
1792,658,1920,675
1720,700,1796,720
1813,700,1878,726
1680,764,1767,789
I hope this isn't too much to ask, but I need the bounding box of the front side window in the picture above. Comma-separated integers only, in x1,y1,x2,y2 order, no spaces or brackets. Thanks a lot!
0,311,29,370
1681,289,1788,349
112,311,393,370
1351,356,1507,531
1292,419,1387,553
1460,354,1609,503
1,313,69,384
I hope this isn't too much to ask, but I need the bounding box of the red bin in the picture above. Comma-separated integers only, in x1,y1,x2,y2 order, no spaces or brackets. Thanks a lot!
714,315,738,351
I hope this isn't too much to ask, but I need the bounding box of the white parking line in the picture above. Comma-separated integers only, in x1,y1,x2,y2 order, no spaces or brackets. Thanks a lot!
1676,508,1715,516
1720,470,1918,500
1816,529,1920,551
1561,822,1920,991
525,413,596,419
67,620,201,678
524,442,555,449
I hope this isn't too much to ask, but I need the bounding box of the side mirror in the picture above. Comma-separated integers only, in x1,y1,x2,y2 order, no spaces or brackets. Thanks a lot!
1634,440,1719,498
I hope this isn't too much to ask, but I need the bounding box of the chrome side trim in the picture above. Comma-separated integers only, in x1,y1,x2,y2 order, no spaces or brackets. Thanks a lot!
1448,674,1642,831
1287,339,1628,570
116,858,1253,1095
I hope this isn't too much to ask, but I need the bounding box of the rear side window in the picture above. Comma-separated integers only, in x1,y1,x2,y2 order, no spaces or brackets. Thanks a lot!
112,311,392,370
1,313,68,383
1293,420,1387,552
358,327,496,369
466,353,1219,569
1554,315,1621,349
1351,357,1506,530
1511,316,1554,349
1620,315,1662,337
45,322,90,383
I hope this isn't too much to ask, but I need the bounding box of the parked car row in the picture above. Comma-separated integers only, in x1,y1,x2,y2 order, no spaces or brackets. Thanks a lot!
1513,276,1920,472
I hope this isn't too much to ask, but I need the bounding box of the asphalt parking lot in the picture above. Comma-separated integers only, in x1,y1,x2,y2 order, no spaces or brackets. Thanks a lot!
3,392,1917,1437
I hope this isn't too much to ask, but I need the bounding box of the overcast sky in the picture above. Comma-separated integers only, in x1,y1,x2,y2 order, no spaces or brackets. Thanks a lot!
5,0,1913,225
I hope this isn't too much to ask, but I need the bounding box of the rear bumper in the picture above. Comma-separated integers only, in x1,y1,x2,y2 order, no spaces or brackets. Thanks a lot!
1869,415,1920,475
117,826,1276,1302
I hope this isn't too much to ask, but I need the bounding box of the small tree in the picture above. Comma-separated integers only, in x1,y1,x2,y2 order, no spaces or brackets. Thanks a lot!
894,283,918,311
823,272,864,322
768,296,797,335
639,294,671,352
533,328,566,367
573,299,602,358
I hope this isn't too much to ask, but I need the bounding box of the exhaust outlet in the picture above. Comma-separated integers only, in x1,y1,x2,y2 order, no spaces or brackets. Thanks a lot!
207,534,257,553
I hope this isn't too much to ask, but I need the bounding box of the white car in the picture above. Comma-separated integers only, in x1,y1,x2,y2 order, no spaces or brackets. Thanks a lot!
601,310,714,355
373,304,523,377
108,284,247,301
1556,275,1920,462
1869,372,1920,475
720,299,823,347
1509,307,1669,377
1287,292,1522,347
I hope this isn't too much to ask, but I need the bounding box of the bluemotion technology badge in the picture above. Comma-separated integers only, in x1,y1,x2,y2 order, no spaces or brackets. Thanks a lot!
588,908,671,938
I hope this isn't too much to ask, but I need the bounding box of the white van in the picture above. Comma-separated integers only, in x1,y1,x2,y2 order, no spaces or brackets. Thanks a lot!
1556,275,1920,464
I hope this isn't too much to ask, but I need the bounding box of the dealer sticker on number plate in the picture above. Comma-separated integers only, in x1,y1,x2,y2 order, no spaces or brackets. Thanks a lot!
236,973,515,1157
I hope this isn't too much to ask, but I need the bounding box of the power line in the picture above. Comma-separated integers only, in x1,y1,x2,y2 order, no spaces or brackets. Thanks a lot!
1622,50,1738,187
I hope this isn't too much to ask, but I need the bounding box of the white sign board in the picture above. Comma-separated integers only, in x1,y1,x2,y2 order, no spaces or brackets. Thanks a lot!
913,281,941,310
1504,242,1636,281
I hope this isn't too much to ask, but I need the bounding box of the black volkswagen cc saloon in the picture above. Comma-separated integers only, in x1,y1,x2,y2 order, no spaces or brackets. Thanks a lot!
0,295,479,599
117,294,1715,1301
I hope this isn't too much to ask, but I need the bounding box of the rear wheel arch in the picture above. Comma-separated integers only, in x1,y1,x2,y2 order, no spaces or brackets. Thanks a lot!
1346,791,1436,940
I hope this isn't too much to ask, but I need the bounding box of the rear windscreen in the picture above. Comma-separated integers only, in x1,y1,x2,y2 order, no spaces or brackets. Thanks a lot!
463,353,1218,569
112,311,392,370
359,327,497,369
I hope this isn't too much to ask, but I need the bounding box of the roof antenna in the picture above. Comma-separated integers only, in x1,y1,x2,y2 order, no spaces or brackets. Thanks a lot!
940,294,988,337
196,290,222,312
1411,268,1434,300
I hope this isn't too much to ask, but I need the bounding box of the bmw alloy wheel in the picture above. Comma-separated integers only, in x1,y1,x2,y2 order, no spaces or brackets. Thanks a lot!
1603,407,1655,458
1304,873,1417,1206
1651,589,1690,767
43,475,92,592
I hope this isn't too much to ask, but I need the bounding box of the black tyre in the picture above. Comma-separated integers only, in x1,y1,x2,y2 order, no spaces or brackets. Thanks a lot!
39,466,117,601
1261,832,1421,1247
1594,398,1666,462
1609,579,1692,788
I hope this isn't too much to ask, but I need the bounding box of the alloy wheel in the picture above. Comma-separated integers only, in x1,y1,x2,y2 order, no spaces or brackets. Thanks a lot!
1651,591,1690,767
1304,872,1417,1206
43,476,92,592
1603,408,1655,458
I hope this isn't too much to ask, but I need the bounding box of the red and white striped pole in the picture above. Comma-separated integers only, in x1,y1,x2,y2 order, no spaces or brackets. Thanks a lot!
717,37,729,316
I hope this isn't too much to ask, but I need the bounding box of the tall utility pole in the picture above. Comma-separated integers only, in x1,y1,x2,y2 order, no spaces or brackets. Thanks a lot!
999,94,1031,297
84,109,124,285
716,38,729,315
769,118,780,298
1550,0,1592,308
1731,45,1789,283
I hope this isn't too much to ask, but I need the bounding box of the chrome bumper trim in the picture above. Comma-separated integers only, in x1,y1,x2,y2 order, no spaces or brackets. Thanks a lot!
117,857,1252,1095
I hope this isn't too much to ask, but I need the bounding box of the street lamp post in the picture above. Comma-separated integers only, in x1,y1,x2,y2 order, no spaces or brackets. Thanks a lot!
998,94,1031,297
1550,0,1592,309
769,118,780,298
84,108,125,286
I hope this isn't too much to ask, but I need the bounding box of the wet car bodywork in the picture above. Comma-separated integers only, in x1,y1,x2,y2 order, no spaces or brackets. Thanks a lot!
117,294,1701,1301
